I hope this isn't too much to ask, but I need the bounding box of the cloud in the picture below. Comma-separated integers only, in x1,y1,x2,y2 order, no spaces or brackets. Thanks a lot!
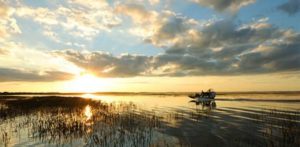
53,50,152,77
1,0,299,80
0,41,82,76
15,0,121,40
55,18,300,77
69,0,108,9
192,0,255,13
149,0,160,5
278,0,300,15
115,3,197,47
0,1,9,17
146,15,197,47
0,48,8,55
0,68,74,82
237,43,300,74
150,19,300,76
115,3,157,24
0,1,21,39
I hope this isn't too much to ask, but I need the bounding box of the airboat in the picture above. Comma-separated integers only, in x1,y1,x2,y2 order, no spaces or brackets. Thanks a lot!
188,89,216,106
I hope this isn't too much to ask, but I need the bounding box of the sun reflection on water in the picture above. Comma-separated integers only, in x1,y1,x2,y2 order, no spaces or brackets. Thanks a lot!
84,105,92,120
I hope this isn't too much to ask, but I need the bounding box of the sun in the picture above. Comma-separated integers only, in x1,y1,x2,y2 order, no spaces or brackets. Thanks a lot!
64,73,104,93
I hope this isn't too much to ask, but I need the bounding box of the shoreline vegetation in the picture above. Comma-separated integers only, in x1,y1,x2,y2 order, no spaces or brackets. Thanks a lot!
0,96,166,146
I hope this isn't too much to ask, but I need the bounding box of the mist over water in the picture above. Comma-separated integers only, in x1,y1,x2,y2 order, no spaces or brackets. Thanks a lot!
0,92,299,146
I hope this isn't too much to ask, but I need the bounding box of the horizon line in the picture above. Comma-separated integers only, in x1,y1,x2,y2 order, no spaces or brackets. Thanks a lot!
1,90,300,95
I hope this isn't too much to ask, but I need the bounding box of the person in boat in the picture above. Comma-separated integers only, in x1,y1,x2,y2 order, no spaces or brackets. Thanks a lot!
190,89,216,99
200,90,204,97
202,90,209,98
203,89,215,98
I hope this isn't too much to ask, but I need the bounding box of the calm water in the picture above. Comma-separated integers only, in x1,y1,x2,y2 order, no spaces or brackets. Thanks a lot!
0,93,299,146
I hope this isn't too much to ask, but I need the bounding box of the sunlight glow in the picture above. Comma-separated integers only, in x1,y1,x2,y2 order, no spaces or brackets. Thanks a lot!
82,93,117,103
64,73,106,93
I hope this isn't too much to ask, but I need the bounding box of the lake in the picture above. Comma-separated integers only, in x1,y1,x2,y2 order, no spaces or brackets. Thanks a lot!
0,92,299,146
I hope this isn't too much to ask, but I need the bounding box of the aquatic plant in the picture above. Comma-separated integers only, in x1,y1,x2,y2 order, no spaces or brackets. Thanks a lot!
0,96,166,146
256,109,300,147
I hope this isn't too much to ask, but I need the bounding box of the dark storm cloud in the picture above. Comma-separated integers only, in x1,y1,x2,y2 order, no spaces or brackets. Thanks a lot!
278,0,300,15
0,68,74,82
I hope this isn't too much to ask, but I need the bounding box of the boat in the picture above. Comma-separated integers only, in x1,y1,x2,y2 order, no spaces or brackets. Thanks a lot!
189,89,216,99
188,89,216,105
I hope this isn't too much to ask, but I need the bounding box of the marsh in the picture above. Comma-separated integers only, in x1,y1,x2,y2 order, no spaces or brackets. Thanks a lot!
0,92,299,147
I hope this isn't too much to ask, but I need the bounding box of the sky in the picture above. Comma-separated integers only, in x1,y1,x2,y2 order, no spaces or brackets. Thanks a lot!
0,0,300,92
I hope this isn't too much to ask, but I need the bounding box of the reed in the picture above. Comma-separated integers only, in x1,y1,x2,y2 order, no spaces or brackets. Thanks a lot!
1,130,10,147
0,96,165,146
256,109,300,147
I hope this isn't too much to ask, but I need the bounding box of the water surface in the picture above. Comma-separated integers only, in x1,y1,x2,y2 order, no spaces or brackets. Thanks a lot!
0,93,299,146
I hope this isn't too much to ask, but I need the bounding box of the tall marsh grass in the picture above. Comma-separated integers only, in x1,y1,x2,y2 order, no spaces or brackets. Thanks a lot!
0,96,164,146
